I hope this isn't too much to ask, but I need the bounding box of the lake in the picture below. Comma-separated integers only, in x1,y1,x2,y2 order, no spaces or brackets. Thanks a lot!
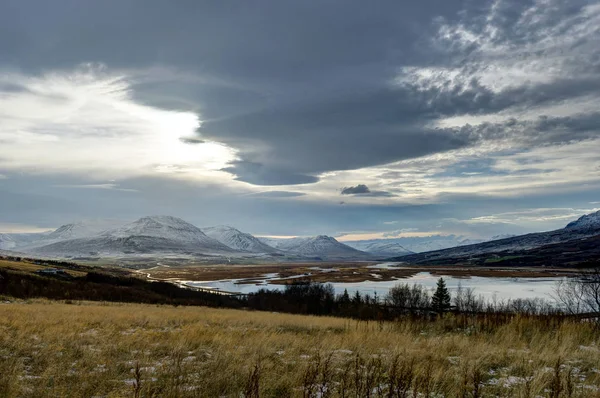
182,264,565,302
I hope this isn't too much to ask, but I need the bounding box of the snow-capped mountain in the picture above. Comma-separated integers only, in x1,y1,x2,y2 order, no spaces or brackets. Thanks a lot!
4,210,599,262
565,210,600,231
46,219,123,240
2,216,373,260
343,240,413,257
201,226,279,253
259,237,308,251
1,219,125,251
396,210,600,264
345,235,485,254
30,216,235,257
260,235,371,259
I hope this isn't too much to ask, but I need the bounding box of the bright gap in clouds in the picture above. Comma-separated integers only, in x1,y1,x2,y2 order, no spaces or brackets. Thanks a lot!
0,65,237,180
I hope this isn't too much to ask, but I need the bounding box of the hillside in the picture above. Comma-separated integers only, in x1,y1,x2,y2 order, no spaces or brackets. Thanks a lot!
397,210,600,265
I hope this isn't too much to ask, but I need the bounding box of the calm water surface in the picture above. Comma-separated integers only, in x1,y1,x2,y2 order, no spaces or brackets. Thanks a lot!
183,263,565,301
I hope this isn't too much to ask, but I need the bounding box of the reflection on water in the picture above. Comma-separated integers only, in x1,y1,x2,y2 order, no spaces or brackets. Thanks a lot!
184,266,565,301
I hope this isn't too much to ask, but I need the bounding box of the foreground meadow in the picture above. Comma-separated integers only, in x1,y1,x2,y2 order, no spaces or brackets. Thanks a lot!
1,300,599,397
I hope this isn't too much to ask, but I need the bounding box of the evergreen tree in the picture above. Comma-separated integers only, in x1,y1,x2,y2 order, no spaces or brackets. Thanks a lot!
431,277,451,313
339,289,351,305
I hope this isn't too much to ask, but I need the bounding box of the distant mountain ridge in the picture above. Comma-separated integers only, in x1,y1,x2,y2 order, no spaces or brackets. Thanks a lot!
395,210,600,264
343,240,413,257
260,235,371,259
2,210,600,263
2,216,369,260
201,225,280,253
344,235,487,254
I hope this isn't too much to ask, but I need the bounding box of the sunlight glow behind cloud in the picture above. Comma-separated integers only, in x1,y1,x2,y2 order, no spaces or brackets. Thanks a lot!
0,65,237,180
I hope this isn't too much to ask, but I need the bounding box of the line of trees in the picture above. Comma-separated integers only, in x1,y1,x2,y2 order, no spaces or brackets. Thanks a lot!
244,277,565,321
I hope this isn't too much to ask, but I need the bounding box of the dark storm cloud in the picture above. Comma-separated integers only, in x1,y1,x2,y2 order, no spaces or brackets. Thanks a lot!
341,185,371,195
1,0,599,187
0,0,473,185
222,161,319,185
200,86,475,184
341,184,396,197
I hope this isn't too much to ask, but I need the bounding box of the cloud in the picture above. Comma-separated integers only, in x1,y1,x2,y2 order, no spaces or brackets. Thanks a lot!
341,184,371,195
465,208,600,225
0,66,237,181
340,184,396,197
1,0,600,237
222,161,319,185
4,0,598,190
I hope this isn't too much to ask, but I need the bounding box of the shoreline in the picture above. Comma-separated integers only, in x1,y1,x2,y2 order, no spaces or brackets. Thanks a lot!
136,262,583,285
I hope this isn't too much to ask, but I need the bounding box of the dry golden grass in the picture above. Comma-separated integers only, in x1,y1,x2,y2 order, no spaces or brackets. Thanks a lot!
1,300,599,397
0,259,87,277
0,260,46,272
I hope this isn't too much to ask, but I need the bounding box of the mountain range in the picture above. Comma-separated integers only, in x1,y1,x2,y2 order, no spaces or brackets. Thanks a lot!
1,210,600,264
0,216,370,261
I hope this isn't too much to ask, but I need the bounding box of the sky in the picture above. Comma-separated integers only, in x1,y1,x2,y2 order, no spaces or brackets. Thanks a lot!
1,0,600,239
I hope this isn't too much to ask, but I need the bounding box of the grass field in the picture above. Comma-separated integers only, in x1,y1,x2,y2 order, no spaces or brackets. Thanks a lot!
1,300,599,397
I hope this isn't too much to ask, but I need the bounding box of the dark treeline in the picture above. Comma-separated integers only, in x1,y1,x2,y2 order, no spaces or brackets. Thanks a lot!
245,280,564,321
0,268,242,308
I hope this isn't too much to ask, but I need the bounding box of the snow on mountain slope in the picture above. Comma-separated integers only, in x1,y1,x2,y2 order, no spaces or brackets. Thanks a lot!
259,237,309,251
565,210,600,230
345,235,484,254
260,235,371,259
0,232,50,250
4,220,125,251
343,240,413,256
397,210,600,264
201,226,279,253
489,234,517,241
47,219,124,240
31,216,235,257
0,234,16,250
